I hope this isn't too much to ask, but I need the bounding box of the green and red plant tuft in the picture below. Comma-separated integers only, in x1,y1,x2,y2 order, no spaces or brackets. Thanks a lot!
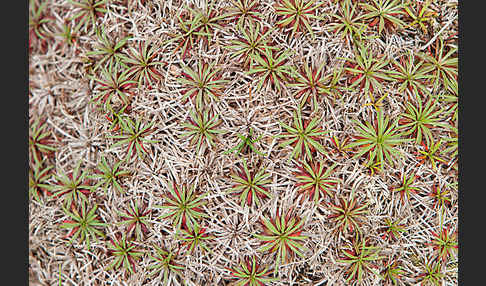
227,21,276,69
90,62,137,110
398,97,448,146
225,0,263,29
364,159,383,176
317,66,350,100
346,111,409,169
189,2,228,47
226,255,276,285
180,108,226,153
247,48,295,92
147,245,184,282
360,0,406,35
166,2,226,58
227,159,272,208
403,0,436,36
328,193,368,234
106,233,144,274
121,41,165,89
52,162,92,209
68,0,108,33
117,201,151,241
178,60,228,109
388,51,432,97
277,108,329,162
104,104,129,132
169,9,208,60
428,184,452,210
29,0,52,52
428,225,457,263
416,258,444,286
420,38,458,92
294,160,338,204
108,117,157,161
381,259,406,286
337,234,384,283
54,21,80,53
254,208,308,275
416,140,447,172
330,134,351,157
391,172,420,203
60,201,106,250
290,60,331,110
29,158,53,204
344,43,392,96
156,182,208,230
179,223,214,254
224,127,266,157
86,27,131,72
89,155,130,194
380,218,406,241
274,0,324,39
328,0,367,42
29,117,56,163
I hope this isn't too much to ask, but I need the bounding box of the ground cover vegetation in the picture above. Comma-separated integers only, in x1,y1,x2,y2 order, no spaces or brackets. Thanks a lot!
29,0,458,285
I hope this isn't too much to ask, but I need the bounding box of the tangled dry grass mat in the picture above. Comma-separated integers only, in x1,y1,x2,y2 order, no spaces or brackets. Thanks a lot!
29,0,458,285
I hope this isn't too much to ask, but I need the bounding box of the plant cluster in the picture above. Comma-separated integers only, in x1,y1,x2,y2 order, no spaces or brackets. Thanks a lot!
28,0,458,284
255,208,308,275
328,192,368,234
337,234,384,283
227,159,272,208
227,255,276,285
156,182,208,231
